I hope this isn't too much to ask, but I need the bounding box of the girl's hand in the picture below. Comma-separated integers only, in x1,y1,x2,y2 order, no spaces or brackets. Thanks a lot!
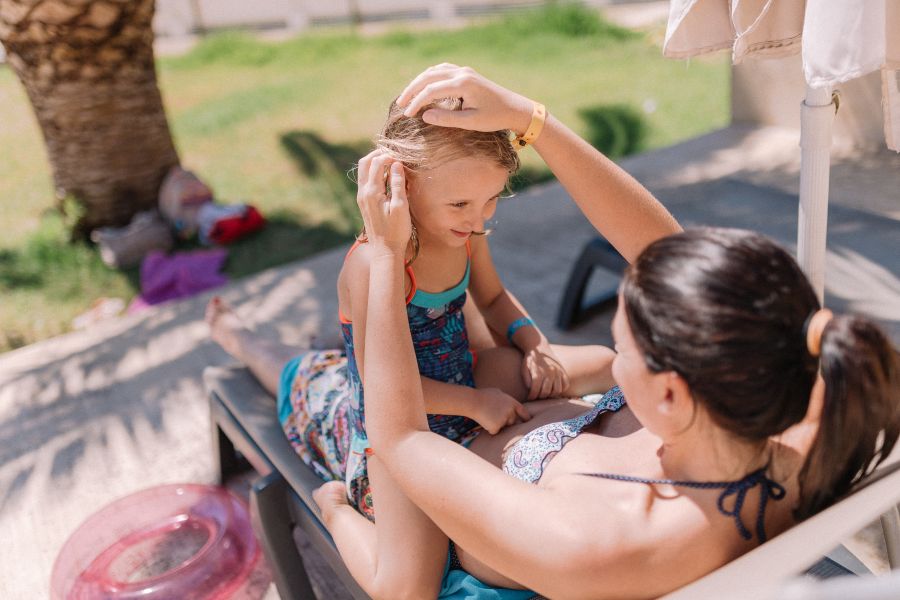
356,149,411,255
474,388,531,435
522,345,570,400
397,64,533,136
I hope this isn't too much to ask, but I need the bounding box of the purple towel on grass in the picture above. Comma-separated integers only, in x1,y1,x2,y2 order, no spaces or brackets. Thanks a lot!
128,249,228,313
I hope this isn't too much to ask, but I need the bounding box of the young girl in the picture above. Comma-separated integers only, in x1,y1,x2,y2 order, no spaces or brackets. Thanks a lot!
278,97,614,521
204,98,613,514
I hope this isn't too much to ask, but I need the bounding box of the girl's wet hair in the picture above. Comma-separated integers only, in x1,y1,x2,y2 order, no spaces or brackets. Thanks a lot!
621,227,900,520
376,97,519,174
357,97,519,262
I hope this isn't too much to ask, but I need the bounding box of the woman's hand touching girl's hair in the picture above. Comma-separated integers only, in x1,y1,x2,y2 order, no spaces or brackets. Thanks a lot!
356,149,411,256
397,63,534,136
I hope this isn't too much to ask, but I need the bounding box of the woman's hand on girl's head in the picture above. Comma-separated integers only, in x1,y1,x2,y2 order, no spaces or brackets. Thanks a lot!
357,150,411,256
397,64,533,136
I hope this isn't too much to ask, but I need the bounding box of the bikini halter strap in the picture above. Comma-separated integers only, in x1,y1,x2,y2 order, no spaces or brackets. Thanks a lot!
580,468,786,543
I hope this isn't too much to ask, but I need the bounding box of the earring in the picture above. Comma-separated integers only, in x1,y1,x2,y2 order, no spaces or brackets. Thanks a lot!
407,223,420,266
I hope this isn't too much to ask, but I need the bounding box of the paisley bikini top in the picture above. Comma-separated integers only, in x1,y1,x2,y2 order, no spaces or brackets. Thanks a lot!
501,387,786,543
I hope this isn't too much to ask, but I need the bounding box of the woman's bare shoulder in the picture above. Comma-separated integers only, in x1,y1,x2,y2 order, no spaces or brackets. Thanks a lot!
545,474,738,597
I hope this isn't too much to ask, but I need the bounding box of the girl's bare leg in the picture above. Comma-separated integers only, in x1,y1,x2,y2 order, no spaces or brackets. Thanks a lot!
474,344,617,401
205,296,300,396
313,456,448,600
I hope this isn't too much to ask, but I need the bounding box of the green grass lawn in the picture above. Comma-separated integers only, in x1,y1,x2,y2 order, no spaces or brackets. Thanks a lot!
0,5,729,352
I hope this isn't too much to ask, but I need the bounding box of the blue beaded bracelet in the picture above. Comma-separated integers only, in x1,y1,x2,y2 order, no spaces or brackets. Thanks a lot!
506,316,536,343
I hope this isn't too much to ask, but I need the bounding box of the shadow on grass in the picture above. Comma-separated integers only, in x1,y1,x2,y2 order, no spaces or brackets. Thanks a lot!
280,130,370,232
0,250,43,289
222,211,351,279
0,213,141,295
579,103,647,159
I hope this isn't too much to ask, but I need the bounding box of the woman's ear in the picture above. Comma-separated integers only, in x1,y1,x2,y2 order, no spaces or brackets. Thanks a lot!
659,371,695,427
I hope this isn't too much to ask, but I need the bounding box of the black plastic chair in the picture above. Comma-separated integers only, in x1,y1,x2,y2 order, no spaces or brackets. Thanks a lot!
556,237,627,330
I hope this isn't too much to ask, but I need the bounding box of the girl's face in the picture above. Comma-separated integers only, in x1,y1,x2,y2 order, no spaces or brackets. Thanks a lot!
407,156,509,248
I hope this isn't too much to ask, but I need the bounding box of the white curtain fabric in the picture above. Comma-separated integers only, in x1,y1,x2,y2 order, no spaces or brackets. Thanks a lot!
664,0,803,62
664,0,900,150
881,0,900,151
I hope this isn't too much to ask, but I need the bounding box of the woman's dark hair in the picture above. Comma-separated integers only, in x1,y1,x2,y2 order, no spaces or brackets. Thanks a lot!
621,228,900,519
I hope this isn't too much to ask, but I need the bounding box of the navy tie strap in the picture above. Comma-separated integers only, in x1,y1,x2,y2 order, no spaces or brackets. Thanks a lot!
580,468,786,543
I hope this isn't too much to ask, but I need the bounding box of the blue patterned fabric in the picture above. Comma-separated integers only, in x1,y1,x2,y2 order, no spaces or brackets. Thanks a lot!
341,259,479,445
322,249,479,521
277,355,301,425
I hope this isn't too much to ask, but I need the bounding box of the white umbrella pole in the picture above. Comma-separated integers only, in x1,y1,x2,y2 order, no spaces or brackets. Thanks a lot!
797,84,835,305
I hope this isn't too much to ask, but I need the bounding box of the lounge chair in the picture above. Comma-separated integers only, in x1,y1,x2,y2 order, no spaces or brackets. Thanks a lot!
205,364,367,599
556,236,626,331
204,364,900,599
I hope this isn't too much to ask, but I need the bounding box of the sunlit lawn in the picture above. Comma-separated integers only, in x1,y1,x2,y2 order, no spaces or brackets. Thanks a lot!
0,6,729,351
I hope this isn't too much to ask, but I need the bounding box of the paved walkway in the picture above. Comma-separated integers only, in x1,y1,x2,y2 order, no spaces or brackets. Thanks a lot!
2,125,898,598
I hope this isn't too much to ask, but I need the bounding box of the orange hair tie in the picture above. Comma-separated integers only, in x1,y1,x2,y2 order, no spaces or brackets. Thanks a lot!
805,309,834,357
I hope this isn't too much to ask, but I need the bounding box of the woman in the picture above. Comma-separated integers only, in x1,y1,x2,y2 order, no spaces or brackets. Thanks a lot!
331,65,900,598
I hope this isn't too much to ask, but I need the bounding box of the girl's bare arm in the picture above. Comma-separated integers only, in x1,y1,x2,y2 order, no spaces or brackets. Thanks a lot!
467,235,569,399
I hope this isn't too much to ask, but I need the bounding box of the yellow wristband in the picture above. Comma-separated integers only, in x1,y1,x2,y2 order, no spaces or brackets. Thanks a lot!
513,102,546,150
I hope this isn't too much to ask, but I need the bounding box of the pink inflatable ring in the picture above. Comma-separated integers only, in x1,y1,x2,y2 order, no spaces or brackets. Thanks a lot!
51,484,265,599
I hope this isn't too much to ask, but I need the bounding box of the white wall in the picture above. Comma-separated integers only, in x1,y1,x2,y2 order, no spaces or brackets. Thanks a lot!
732,53,887,150
153,0,547,36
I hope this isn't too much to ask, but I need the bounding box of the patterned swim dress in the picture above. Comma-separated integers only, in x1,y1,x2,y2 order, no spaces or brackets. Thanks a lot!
278,240,479,521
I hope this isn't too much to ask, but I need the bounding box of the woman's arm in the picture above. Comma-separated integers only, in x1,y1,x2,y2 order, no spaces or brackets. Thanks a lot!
531,113,681,262
397,64,681,263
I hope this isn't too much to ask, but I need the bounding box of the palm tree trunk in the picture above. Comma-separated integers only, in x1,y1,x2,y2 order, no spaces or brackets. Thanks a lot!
0,0,179,236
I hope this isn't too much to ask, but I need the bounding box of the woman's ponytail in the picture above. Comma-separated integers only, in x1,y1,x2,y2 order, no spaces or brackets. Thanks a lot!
797,315,900,520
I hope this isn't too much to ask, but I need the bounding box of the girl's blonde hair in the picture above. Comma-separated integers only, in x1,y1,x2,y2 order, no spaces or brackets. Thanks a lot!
376,97,520,173
357,98,520,264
